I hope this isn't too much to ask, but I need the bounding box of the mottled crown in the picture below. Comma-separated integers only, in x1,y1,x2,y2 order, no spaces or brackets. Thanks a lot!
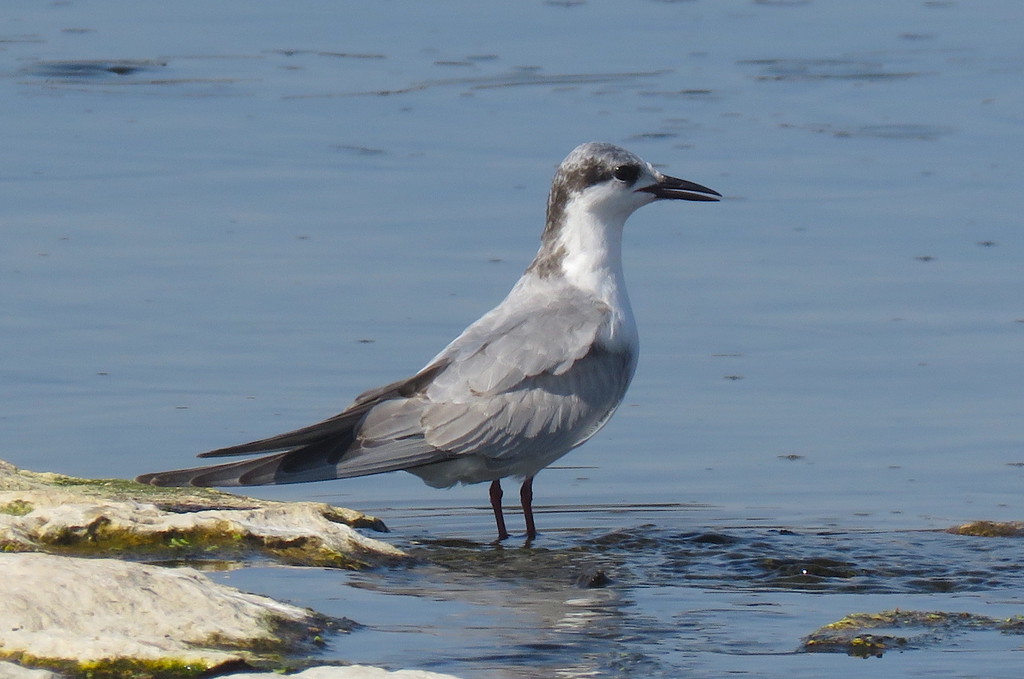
544,142,645,238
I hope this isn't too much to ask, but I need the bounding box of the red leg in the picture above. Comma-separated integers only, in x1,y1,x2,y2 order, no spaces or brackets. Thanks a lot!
520,476,536,541
489,479,509,542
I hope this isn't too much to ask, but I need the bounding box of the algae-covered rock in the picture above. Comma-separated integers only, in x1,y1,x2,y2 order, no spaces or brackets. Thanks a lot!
0,552,342,675
0,460,406,568
802,608,1024,657
0,459,383,528
948,520,1024,537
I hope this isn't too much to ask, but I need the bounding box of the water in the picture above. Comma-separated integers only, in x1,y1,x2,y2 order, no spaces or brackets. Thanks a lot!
2,1,1023,677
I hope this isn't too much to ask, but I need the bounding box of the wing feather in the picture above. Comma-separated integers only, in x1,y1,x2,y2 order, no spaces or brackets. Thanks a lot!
422,344,634,464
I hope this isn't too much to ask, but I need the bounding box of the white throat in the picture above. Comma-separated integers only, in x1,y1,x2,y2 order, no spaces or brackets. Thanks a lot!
551,193,632,305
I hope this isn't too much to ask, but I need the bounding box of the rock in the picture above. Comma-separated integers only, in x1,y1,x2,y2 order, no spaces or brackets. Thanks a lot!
948,520,1024,537
0,459,406,568
0,662,61,679
802,608,1024,657
0,462,461,678
0,552,341,674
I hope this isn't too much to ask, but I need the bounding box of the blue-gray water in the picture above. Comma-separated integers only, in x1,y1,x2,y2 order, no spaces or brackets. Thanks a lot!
2,1,1022,677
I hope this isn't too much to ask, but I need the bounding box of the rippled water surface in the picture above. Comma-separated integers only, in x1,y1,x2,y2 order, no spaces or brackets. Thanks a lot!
216,510,1024,677
3,1,1023,677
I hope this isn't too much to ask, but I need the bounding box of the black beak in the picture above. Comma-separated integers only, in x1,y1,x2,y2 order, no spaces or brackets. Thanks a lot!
637,174,721,202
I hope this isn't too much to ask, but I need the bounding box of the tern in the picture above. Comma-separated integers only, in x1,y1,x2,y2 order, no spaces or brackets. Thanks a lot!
136,142,720,541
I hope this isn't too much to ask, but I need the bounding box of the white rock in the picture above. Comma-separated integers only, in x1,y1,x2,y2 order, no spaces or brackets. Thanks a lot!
0,495,405,567
0,552,321,667
0,662,61,679
0,459,403,570
0,462,460,679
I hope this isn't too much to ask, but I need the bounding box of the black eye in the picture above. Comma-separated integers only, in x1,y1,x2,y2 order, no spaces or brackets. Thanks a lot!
612,164,640,184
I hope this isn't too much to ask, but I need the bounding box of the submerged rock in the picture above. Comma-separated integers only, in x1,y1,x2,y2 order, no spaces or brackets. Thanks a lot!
0,552,341,675
0,460,406,568
802,608,1024,657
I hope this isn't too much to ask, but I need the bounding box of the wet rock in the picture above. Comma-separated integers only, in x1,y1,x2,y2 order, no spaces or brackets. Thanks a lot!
948,520,1024,537
0,460,406,568
758,556,861,580
575,568,612,588
802,609,1024,657
0,552,341,674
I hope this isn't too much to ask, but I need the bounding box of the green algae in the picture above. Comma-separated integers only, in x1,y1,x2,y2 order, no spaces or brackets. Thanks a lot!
0,499,33,516
41,518,255,562
31,516,380,569
0,652,218,679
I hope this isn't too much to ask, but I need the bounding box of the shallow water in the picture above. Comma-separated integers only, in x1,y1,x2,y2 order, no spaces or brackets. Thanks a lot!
214,511,1024,677
3,1,1023,677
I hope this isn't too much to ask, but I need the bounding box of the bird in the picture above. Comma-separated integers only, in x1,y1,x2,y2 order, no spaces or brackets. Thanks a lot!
136,142,720,542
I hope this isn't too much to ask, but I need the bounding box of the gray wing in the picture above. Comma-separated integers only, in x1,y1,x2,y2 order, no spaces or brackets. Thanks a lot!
349,285,637,483
418,342,634,475
136,284,634,487
417,286,635,461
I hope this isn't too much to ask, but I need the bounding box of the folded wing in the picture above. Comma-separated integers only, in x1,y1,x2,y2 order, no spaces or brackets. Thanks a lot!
136,285,634,487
